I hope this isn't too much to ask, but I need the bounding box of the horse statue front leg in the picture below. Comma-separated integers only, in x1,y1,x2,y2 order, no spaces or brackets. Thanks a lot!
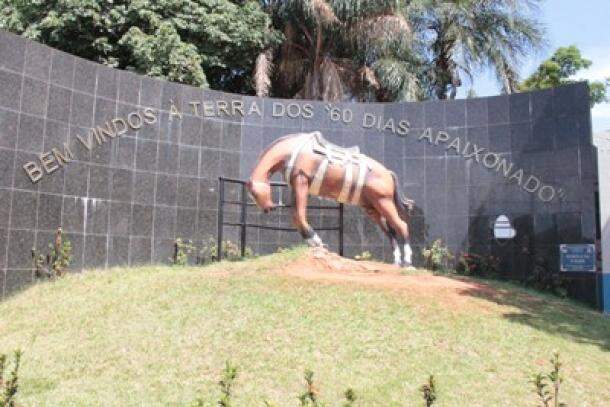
291,173,323,247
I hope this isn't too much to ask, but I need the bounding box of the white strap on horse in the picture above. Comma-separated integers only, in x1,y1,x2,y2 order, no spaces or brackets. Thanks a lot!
309,158,329,195
337,162,353,203
285,131,370,205
350,161,368,205
284,135,313,182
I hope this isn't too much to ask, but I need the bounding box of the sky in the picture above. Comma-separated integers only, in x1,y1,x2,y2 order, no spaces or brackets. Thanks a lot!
459,0,610,134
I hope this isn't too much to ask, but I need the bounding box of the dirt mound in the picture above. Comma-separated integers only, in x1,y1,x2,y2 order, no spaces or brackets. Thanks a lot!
279,248,529,313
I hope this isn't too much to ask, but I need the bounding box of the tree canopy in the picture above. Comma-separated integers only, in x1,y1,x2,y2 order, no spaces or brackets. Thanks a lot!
0,0,281,93
519,45,610,106
255,0,544,101
413,0,544,99
254,0,420,102
0,0,561,103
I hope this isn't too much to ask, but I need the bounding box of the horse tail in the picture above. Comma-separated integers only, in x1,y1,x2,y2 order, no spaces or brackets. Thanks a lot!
390,171,414,219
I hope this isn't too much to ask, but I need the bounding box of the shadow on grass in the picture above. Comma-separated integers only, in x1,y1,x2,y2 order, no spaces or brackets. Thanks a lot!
445,273,610,351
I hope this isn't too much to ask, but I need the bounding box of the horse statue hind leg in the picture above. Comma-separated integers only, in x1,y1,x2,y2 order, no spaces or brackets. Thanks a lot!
247,132,414,267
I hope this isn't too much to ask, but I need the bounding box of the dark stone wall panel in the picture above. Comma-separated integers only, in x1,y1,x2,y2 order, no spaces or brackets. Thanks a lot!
0,31,599,306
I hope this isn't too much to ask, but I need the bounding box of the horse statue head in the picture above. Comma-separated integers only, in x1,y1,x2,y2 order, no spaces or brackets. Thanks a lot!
246,180,276,213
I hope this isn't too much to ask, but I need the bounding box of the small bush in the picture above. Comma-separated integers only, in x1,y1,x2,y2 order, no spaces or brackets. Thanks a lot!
525,254,570,298
171,238,195,266
422,240,453,272
420,375,437,407
456,253,499,278
354,251,372,261
198,238,254,263
298,370,319,406
342,388,357,406
32,227,72,279
531,351,565,407
218,361,238,407
0,349,22,407
190,364,439,406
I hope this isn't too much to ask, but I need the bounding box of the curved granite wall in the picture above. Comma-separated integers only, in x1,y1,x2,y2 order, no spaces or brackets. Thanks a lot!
0,31,599,304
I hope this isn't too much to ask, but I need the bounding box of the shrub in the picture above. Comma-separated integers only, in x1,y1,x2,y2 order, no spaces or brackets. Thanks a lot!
190,364,437,406
525,254,570,298
218,361,238,407
198,238,254,263
420,375,437,407
354,251,373,261
343,388,357,406
421,240,454,272
0,349,22,407
298,370,319,406
32,228,72,279
456,253,499,278
531,351,564,407
171,238,195,266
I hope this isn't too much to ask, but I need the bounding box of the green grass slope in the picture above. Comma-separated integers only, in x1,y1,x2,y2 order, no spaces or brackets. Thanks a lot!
0,248,608,406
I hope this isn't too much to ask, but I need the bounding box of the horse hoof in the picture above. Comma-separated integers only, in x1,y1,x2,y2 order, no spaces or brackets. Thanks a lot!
306,234,324,247
402,263,416,271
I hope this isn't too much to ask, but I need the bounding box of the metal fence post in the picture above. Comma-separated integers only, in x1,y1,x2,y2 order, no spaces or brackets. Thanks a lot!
339,203,344,256
240,182,248,257
217,177,224,261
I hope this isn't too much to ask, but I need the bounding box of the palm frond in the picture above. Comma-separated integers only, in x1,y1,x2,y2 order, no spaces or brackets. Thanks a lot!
373,58,420,101
358,66,380,89
320,56,344,101
312,0,339,25
254,49,274,97
351,13,411,46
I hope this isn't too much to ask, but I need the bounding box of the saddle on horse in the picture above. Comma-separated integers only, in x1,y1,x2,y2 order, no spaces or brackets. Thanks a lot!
284,132,370,205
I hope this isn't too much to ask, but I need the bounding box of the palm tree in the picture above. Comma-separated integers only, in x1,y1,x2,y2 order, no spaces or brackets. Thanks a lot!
413,0,544,99
254,0,420,102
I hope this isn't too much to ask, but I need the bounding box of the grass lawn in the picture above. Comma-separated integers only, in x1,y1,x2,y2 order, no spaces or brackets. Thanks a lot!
0,247,609,406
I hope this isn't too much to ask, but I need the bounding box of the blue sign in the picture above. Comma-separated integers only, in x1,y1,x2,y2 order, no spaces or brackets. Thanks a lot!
560,244,596,272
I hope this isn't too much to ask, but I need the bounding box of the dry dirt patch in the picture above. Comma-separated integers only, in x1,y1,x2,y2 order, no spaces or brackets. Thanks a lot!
277,248,538,313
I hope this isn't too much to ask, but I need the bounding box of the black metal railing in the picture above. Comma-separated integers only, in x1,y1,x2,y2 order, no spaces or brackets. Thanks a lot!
217,177,344,260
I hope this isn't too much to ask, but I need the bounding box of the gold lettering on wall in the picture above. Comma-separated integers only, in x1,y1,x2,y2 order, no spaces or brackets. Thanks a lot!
23,161,43,183
15,96,562,202
39,152,59,174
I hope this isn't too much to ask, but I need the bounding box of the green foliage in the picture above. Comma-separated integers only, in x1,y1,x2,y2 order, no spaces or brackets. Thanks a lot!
0,350,22,407
0,0,548,100
353,250,372,261
589,78,610,106
0,0,280,92
531,351,566,407
456,253,499,278
218,361,238,407
421,240,453,272
298,370,319,406
342,388,357,407
119,22,207,87
172,238,195,266
257,0,421,101
198,238,254,263
206,365,435,406
525,253,570,298
258,0,543,101
409,0,544,99
32,228,72,279
420,375,437,407
520,45,609,106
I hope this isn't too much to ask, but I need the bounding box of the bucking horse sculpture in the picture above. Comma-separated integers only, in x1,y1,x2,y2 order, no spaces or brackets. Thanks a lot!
247,131,414,267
